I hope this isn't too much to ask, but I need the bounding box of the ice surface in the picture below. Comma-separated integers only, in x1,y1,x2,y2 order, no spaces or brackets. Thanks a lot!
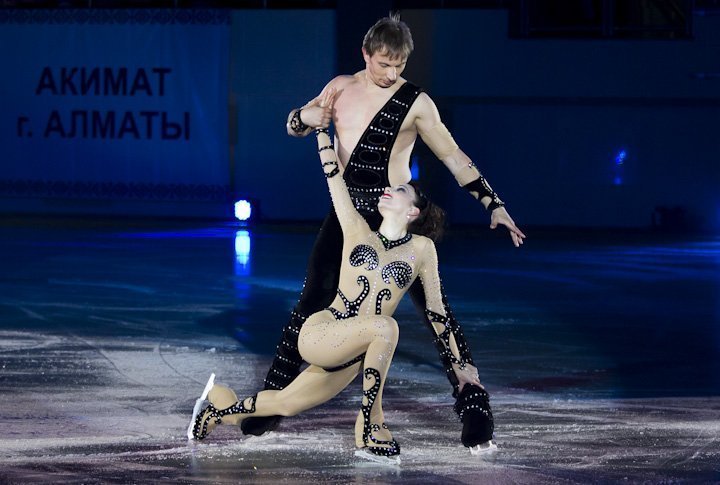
1,330,718,483
0,224,718,483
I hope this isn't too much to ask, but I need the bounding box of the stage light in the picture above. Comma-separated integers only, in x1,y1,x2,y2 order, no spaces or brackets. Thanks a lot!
234,200,252,221
613,149,627,185
615,150,627,165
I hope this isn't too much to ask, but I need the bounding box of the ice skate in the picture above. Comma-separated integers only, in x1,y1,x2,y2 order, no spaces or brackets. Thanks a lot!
354,447,401,466
354,368,401,464
188,374,257,441
187,373,215,440
454,384,495,452
469,440,498,455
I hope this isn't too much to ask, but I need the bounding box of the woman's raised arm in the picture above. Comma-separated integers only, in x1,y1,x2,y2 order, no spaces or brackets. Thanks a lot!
314,89,368,237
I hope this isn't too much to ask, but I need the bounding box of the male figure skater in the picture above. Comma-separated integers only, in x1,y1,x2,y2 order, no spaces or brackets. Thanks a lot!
242,13,525,452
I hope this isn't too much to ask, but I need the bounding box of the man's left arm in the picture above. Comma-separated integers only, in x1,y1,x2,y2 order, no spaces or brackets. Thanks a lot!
415,93,526,247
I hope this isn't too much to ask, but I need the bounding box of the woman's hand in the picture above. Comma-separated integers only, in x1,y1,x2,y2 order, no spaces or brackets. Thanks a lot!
452,362,484,392
302,88,336,128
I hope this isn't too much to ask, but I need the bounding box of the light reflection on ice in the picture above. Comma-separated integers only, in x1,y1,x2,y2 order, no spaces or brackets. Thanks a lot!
234,230,251,276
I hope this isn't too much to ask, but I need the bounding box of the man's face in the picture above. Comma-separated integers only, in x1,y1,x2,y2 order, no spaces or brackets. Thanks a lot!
362,48,408,88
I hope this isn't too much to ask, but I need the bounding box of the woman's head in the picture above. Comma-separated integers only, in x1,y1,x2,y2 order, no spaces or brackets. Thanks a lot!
377,181,446,242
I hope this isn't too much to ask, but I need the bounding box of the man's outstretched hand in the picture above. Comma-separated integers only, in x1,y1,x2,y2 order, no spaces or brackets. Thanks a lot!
490,207,526,247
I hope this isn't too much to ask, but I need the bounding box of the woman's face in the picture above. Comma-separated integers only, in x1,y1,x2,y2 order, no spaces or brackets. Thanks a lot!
377,184,419,220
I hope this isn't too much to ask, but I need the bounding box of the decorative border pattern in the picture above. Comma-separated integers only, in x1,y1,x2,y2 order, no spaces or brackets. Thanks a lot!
0,179,232,202
0,9,230,25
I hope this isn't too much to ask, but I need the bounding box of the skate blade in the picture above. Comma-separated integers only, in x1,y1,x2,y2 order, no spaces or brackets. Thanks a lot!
354,449,401,466
186,373,216,440
469,440,497,455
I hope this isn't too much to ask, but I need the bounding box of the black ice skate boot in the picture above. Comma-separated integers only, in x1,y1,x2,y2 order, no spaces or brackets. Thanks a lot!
455,384,497,454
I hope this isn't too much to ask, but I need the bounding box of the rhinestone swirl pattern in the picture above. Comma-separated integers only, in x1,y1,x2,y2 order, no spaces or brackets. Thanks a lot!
350,244,379,271
381,261,413,289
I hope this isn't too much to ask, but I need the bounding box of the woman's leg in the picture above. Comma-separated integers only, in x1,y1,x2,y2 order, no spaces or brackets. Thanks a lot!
191,363,360,440
242,211,344,437
299,311,400,454
193,310,400,451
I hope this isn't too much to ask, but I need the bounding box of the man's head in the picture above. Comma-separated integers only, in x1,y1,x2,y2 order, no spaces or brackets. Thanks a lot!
362,13,413,88
363,13,414,60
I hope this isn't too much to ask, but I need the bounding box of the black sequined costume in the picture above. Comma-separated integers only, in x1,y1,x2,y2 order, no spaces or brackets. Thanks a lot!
242,82,491,442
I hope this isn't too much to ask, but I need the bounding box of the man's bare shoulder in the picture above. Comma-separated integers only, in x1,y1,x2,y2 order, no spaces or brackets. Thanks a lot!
327,74,356,89
408,91,441,125
414,92,437,110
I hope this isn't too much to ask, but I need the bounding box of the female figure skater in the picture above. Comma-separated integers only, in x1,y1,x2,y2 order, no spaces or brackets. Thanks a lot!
188,92,485,463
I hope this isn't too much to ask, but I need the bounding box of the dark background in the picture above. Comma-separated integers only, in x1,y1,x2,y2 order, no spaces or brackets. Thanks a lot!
1,0,719,232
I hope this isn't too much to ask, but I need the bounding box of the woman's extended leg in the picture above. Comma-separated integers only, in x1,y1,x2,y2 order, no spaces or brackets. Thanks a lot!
191,362,360,440
192,310,399,449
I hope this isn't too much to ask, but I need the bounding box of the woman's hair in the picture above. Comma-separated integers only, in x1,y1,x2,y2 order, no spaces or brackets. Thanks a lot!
362,12,414,60
407,180,446,242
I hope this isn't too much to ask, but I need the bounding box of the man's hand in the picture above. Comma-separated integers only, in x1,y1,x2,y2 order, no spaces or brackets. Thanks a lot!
452,362,484,392
301,88,336,128
490,206,526,247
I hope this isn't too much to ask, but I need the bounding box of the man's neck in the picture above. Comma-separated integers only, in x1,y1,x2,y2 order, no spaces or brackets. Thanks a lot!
357,70,402,95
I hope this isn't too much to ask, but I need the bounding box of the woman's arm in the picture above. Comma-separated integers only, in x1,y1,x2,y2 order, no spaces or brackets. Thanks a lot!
315,128,368,236
418,238,482,392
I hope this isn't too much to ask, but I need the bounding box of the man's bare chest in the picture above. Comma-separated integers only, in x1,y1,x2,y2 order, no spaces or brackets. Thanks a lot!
333,87,417,160
334,93,390,135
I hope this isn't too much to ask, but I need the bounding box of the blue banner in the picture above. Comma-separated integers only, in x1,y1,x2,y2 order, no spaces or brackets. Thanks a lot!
0,9,230,202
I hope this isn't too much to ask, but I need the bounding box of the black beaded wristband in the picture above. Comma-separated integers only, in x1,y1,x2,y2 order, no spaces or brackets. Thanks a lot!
487,200,504,212
289,109,308,135
322,160,339,178
463,177,505,212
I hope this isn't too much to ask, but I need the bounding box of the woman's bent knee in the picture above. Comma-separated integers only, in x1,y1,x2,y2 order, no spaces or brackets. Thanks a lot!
376,316,399,342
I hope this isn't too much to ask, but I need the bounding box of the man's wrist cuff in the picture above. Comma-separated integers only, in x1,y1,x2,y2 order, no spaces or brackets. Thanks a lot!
462,176,504,212
487,200,504,212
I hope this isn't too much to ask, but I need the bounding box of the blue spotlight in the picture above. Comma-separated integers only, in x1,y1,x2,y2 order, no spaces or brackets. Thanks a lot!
613,149,627,185
615,150,627,165
234,200,252,221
